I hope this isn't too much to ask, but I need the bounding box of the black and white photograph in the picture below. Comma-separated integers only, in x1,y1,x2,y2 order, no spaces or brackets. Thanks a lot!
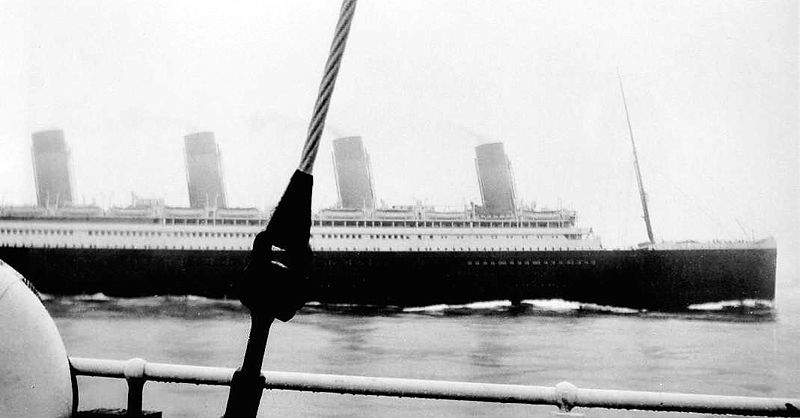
0,0,797,416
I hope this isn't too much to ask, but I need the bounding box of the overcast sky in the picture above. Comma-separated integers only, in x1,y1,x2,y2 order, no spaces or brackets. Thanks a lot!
0,0,797,276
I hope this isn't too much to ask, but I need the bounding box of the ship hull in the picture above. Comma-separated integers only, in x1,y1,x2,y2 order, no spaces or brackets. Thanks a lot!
0,246,776,311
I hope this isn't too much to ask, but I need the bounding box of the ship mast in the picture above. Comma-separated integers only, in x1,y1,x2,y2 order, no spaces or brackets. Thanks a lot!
618,71,655,244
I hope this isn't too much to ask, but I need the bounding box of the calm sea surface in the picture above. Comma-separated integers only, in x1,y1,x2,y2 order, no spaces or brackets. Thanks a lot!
48,282,800,418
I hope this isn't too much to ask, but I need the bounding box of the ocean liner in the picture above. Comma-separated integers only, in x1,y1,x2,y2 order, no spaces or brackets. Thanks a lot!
0,130,776,311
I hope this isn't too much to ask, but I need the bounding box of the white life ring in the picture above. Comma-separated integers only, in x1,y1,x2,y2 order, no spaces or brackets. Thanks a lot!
0,260,73,417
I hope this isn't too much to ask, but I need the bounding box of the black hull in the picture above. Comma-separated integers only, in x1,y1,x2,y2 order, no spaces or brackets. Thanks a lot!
0,246,776,311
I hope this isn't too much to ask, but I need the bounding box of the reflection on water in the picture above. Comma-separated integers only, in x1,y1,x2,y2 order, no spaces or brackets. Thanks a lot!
48,290,799,418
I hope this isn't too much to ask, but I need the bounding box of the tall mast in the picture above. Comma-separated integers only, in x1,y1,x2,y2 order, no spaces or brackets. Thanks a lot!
618,71,655,244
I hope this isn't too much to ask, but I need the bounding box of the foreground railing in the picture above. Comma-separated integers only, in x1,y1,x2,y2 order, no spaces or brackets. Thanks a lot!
70,357,800,417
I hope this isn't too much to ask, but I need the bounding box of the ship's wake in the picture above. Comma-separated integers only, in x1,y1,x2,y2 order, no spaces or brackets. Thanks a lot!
403,300,513,313
43,293,245,319
41,294,775,321
402,299,641,315
688,299,774,312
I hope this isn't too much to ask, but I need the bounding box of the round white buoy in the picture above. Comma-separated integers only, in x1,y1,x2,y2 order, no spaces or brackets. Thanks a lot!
0,260,73,417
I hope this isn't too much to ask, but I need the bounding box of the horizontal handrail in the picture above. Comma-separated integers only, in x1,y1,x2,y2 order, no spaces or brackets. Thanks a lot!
69,357,800,416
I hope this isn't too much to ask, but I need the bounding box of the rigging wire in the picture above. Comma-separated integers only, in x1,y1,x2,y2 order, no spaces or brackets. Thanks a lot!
298,0,358,174
617,70,654,244
649,171,740,241
689,166,766,236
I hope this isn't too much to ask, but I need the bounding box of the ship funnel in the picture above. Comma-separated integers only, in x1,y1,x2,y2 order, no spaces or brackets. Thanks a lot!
474,142,516,216
31,129,74,208
332,136,375,210
184,132,227,209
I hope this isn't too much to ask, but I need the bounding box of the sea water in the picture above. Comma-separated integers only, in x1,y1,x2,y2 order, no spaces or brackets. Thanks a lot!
48,286,800,417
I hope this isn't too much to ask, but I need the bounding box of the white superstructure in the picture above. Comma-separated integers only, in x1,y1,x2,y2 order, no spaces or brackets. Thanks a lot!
0,205,601,252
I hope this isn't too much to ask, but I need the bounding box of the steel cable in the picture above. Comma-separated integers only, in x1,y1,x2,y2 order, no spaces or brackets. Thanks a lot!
298,0,358,174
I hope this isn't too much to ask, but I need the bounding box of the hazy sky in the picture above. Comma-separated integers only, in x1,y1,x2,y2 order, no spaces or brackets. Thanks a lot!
0,1,797,273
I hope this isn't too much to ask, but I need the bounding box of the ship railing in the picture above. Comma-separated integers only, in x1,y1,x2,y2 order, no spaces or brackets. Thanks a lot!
69,357,799,417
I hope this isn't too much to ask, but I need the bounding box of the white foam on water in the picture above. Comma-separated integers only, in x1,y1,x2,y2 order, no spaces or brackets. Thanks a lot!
312,302,395,309
182,295,213,302
688,299,774,311
403,300,512,313
170,295,242,306
403,304,450,312
522,299,641,314
579,303,640,314
522,299,581,311
73,292,111,302
462,300,513,310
